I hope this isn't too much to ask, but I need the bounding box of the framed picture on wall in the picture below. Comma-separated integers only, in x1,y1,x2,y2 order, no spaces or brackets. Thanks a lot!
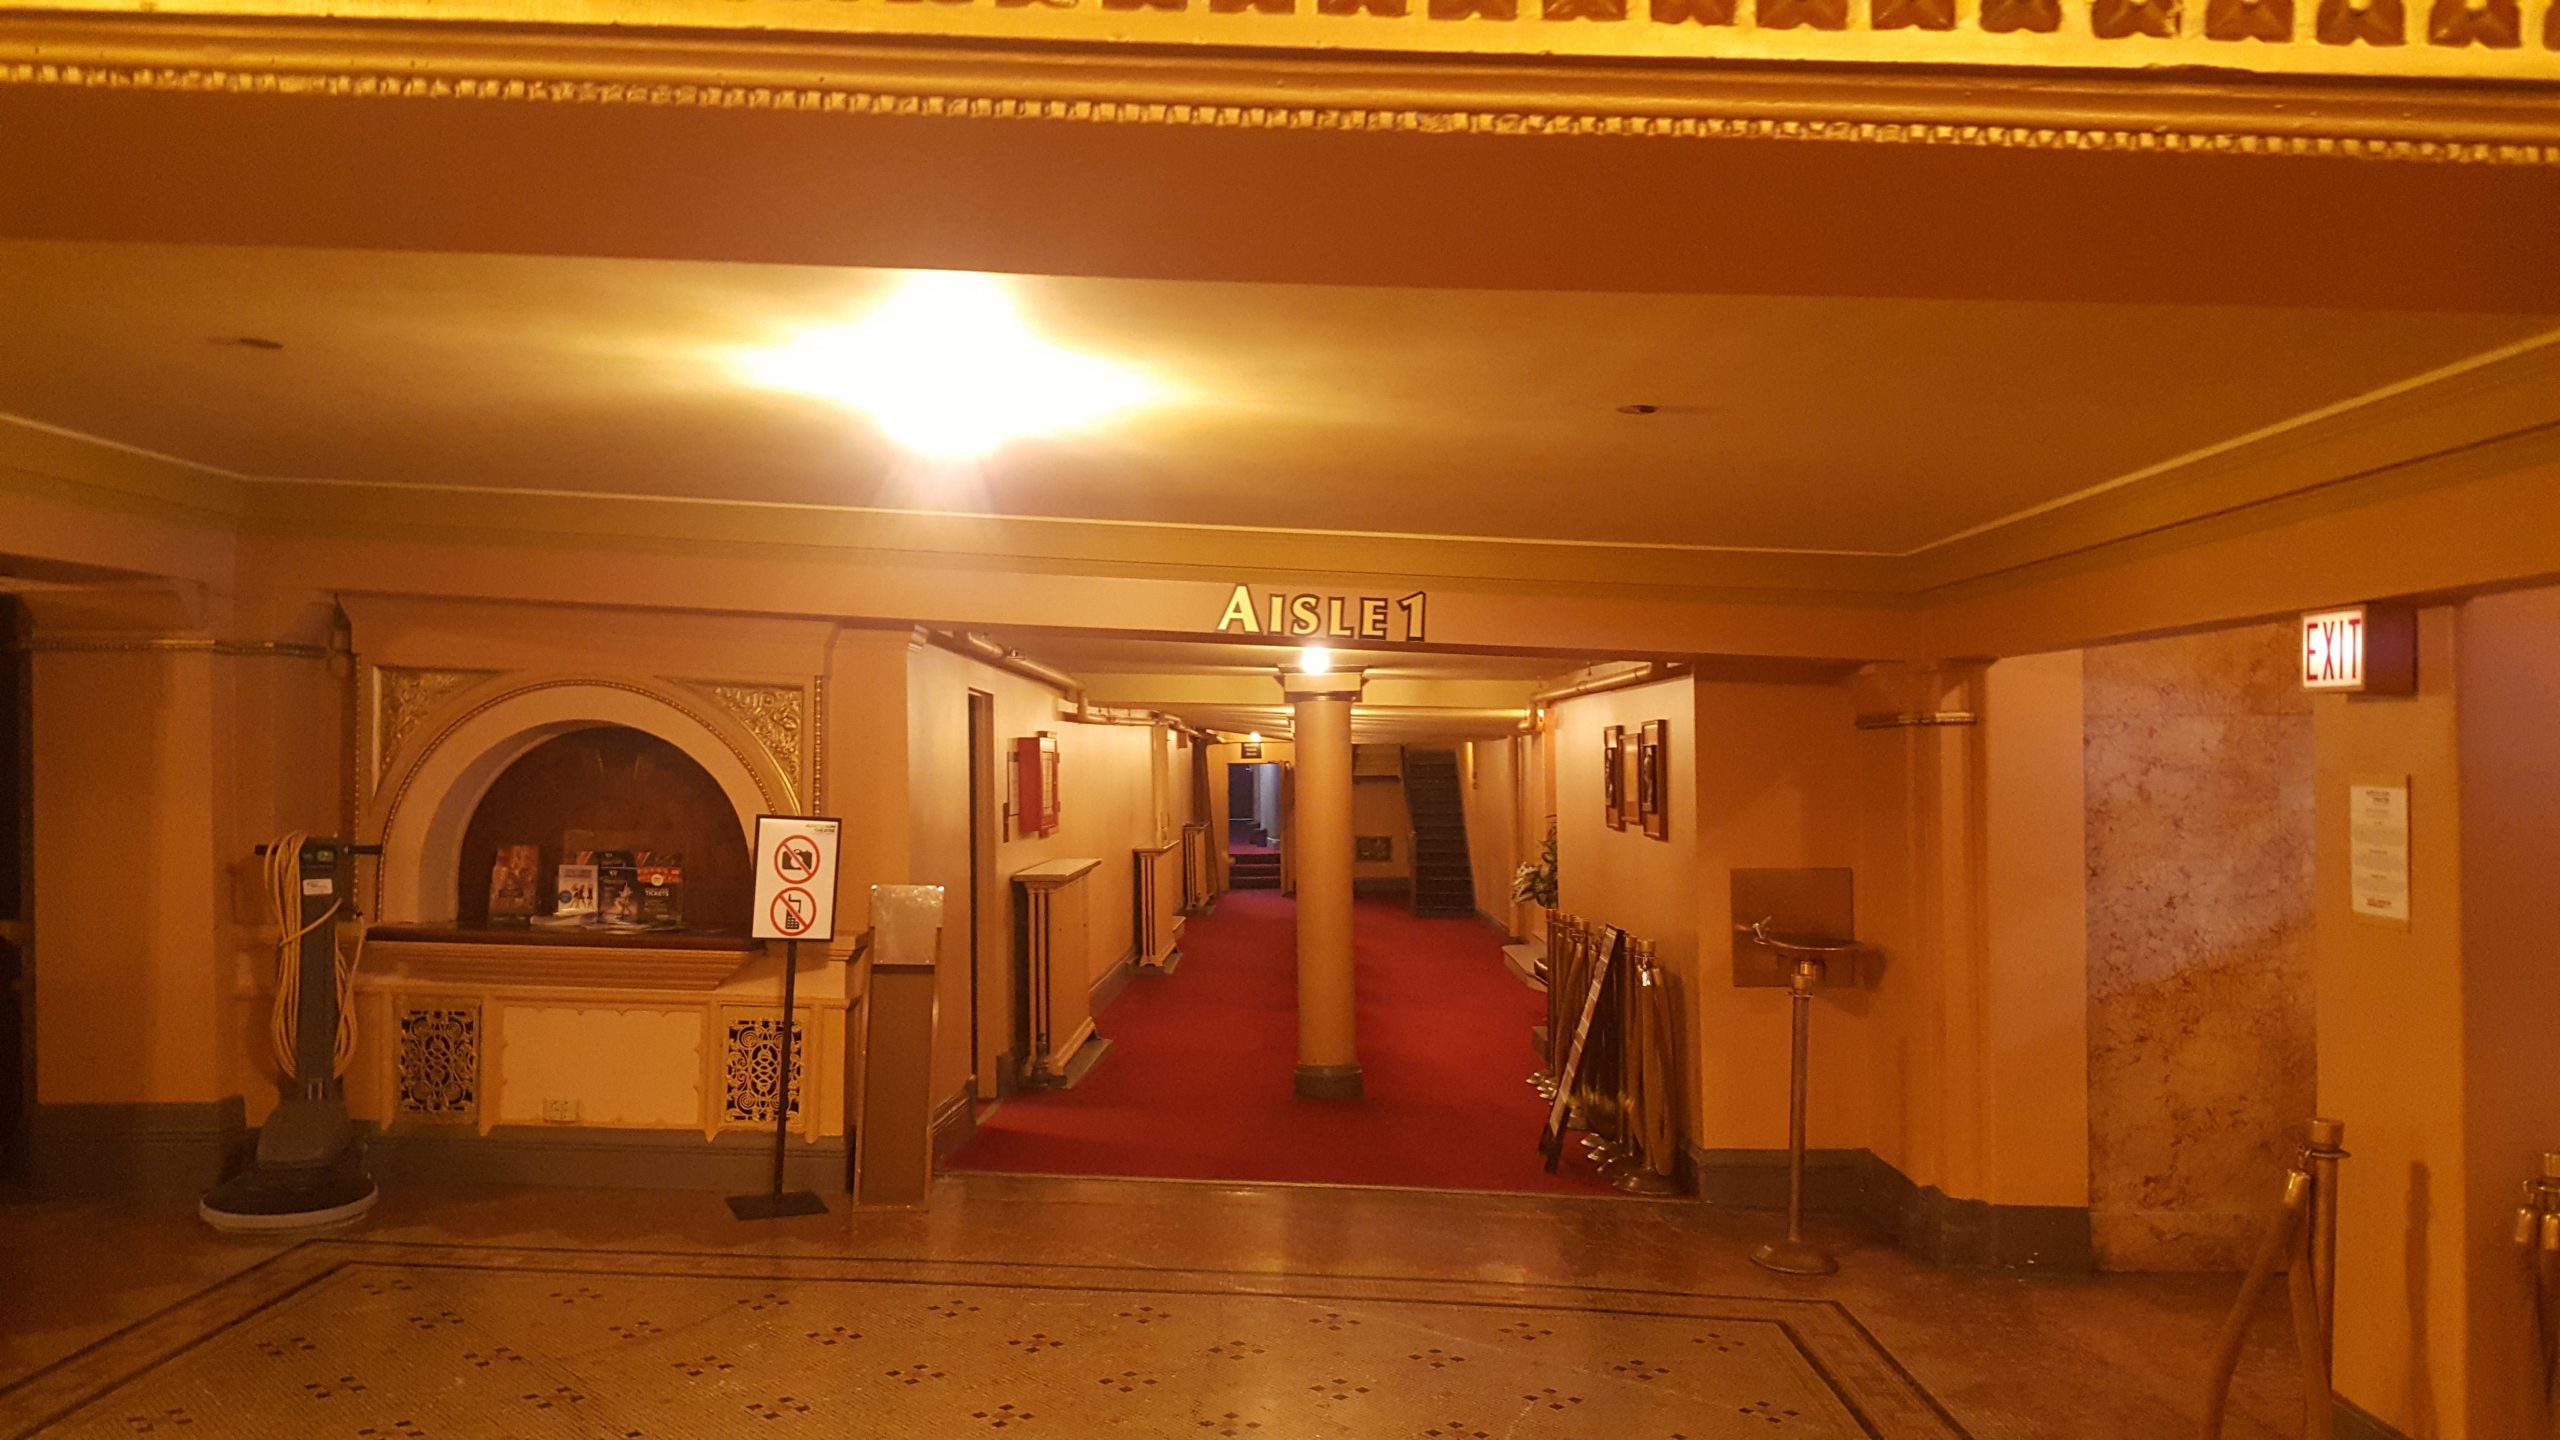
1602,726,1626,830
1355,835,1392,862
1638,719,1668,839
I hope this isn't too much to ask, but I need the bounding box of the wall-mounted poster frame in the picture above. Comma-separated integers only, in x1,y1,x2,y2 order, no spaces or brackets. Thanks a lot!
1602,725,1626,830
1637,720,1668,840
1014,732,1062,838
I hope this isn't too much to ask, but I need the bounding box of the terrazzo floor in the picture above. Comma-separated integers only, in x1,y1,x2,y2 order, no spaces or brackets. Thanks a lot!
0,1173,2308,1439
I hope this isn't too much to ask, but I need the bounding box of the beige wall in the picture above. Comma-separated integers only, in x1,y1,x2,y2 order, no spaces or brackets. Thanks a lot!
1550,676,1703,1131
2451,585,2560,1440
1462,737,1524,930
2083,624,2315,1269
1692,679,1867,1154
907,643,1167,1111
24,589,344,1123
1979,651,2092,1212
1350,767,1411,888
2315,605,2467,1439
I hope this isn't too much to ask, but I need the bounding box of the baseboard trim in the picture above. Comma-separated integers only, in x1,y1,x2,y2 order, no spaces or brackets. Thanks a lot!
931,1087,977,1165
2332,1395,2413,1440
1682,1143,2093,1273
367,1123,849,1195
1089,946,1140,1013
27,1097,250,1193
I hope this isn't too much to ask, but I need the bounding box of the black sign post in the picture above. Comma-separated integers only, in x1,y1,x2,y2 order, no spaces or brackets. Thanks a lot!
730,814,842,1223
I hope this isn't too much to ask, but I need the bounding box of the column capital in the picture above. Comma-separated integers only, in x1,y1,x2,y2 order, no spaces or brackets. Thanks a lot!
1277,670,1366,703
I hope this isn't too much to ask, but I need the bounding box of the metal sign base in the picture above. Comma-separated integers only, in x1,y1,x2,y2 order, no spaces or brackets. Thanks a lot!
1750,1237,1839,1277
726,1190,829,1222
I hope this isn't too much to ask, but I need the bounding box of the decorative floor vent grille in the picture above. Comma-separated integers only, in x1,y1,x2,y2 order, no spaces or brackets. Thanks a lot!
724,1017,806,1124
396,1006,480,1121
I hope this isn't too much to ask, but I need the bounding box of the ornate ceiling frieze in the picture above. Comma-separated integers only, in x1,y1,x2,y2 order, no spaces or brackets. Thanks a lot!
1,11,2553,163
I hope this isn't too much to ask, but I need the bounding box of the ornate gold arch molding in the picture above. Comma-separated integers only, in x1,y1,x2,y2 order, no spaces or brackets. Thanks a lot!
360,669,809,917
3,16,2556,165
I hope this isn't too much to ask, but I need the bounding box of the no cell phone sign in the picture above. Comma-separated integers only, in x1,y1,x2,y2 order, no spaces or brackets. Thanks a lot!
751,815,841,943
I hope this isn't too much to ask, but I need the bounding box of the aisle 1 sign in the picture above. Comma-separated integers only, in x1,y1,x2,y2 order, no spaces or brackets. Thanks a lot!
752,814,842,943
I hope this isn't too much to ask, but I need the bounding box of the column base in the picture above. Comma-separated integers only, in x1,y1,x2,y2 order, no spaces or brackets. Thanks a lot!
1293,1063,1364,1100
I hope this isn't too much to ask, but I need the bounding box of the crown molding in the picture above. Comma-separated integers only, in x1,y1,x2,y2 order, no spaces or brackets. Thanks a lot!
2,16,2556,163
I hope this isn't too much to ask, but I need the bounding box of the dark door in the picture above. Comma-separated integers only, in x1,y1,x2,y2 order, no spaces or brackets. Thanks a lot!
965,690,1000,1095
1,597,26,1178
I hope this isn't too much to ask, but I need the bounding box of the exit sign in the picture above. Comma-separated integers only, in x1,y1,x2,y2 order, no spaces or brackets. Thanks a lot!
2301,604,2416,696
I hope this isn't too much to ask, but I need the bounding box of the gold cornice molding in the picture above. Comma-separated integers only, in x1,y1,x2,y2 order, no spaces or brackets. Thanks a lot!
2,16,2556,163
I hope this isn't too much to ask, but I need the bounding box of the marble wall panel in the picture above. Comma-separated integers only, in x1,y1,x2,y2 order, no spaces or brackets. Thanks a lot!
2084,623,2315,1271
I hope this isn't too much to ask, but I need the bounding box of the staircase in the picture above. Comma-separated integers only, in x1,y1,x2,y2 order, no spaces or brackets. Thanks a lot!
1229,849,1283,890
1402,749,1477,919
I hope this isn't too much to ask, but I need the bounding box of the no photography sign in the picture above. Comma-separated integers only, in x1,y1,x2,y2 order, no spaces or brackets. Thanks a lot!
751,814,842,943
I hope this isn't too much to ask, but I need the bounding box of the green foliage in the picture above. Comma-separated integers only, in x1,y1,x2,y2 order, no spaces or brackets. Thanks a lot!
1511,821,1558,908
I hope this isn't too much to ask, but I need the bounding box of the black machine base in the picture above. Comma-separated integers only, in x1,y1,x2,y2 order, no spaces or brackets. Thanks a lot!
727,1190,830,1221
201,1149,379,1234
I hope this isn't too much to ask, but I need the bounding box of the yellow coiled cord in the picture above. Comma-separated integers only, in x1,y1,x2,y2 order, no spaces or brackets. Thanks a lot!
263,832,363,1081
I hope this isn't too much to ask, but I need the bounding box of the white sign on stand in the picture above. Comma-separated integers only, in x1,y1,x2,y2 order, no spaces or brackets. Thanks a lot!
751,814,842,943
2348,780,2410,926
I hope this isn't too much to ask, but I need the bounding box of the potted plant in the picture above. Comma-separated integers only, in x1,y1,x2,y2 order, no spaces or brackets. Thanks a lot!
1511,821,1558,941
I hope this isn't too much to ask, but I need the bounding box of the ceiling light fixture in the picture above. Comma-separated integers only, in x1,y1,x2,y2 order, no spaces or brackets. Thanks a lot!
1298,645,1333,676
1246,732,1263,745
739,271,1154,460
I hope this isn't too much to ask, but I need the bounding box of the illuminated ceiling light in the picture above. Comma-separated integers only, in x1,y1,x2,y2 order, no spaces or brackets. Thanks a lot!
1298,645,1333,676
738,271,1154,459
1245,732,1263,744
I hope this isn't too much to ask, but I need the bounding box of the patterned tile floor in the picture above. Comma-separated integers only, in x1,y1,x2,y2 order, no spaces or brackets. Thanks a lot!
0,1174,2306,1439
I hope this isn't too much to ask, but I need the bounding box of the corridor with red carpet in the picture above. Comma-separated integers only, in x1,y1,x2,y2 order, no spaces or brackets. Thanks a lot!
947,890,1615,1193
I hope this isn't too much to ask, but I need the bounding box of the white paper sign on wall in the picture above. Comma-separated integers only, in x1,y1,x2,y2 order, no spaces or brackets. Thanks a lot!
751,814,842,943
2348,780,2410,926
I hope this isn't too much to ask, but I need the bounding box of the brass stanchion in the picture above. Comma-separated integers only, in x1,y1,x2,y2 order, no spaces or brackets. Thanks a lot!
2197,1118,2347,1440
1614,940,1680,1197
1750,954,1836,1276
2513,1152,2560,1407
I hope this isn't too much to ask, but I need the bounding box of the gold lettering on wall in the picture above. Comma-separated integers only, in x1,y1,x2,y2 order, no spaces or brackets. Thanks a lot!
1213,584,1430,642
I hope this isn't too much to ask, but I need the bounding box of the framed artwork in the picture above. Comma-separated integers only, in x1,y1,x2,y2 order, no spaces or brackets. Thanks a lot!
1014,732,1062,838
1355,835,1393,862
1638,719,1668,840
1602,726,1626,830
1240,743,1263,759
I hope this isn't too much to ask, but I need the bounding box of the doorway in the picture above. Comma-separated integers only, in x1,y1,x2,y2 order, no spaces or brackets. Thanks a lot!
1226,762,1285,894
0,596,25,1180
966,689,1004,1098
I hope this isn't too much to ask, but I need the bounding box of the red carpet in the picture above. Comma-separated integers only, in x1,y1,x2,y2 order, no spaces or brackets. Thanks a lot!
948,890,1615,1193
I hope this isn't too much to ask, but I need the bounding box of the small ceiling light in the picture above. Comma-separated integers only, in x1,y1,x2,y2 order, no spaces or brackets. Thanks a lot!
1298,645,1333,676
1246,732,1263,745
739,271,1154,460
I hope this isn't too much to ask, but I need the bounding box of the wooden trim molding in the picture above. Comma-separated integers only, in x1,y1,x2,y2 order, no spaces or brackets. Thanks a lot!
1,18,2555,164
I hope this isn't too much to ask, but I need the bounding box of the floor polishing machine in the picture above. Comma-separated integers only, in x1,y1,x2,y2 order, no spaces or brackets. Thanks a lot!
201,834,379,1232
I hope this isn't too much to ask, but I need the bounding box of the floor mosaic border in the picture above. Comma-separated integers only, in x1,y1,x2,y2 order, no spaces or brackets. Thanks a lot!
0,1239,1975,1439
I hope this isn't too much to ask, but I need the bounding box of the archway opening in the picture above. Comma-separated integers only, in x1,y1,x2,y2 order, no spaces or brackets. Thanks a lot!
453,724,754,935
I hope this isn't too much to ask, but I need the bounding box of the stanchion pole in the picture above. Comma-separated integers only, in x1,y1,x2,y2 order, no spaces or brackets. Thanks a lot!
1751,956,1836,1276
728,937,828,1221
2304,1118,2347,1368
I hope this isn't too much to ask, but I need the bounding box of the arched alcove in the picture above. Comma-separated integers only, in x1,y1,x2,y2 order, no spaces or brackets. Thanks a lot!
454,726,753,932
370,677,784,928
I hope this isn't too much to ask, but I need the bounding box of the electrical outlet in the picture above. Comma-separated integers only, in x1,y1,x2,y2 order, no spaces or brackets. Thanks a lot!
542,1098,581,1123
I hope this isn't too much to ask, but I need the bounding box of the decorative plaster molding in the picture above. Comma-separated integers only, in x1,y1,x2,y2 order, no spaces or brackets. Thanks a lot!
375,666,496,779
2,18,2556,165
679,681,808,804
